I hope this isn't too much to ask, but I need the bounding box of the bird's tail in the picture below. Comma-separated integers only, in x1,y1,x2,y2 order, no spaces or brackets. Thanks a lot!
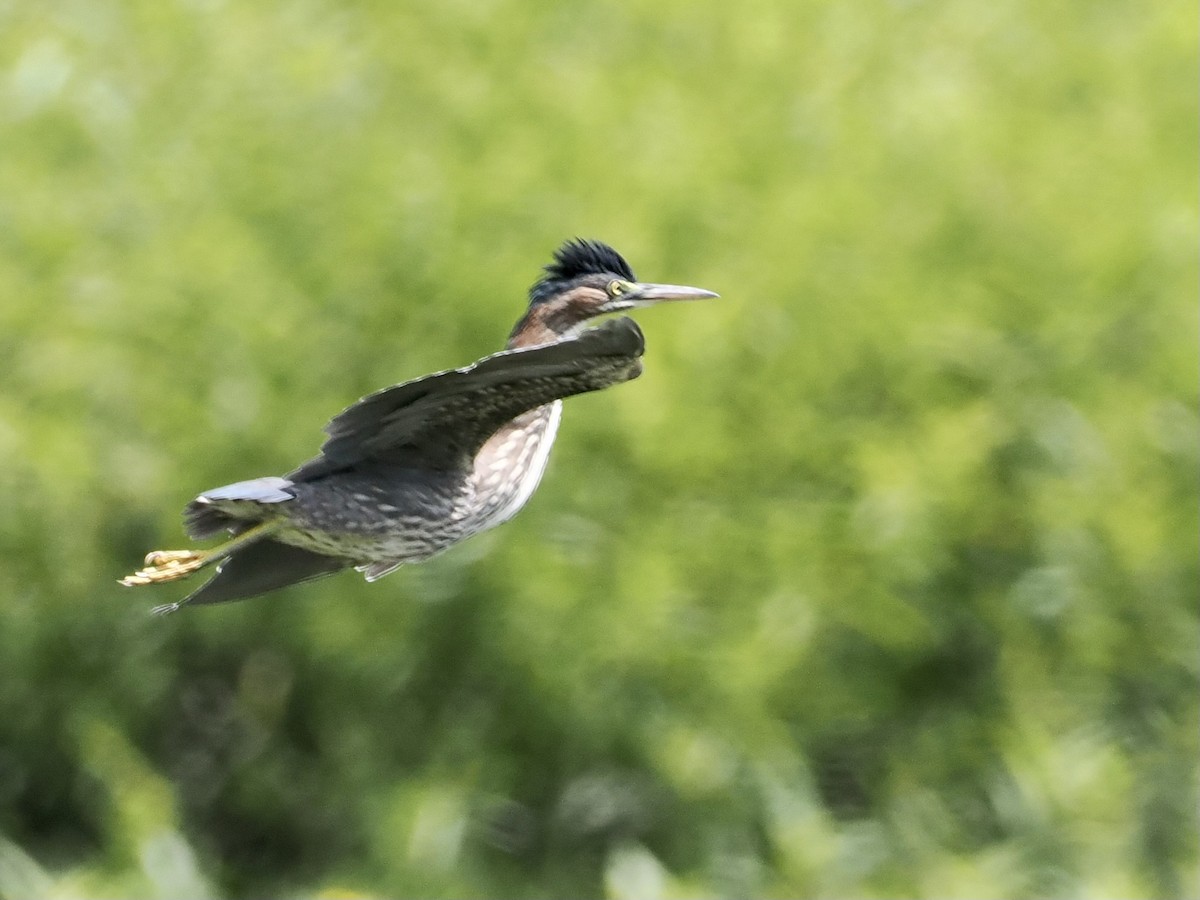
161,539,348,611
184,477,296,540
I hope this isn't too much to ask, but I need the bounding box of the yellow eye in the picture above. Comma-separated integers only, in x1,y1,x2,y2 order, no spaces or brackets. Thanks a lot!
607,280,628,297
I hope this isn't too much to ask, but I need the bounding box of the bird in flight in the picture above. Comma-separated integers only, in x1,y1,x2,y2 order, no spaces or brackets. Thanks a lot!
122,239,716,613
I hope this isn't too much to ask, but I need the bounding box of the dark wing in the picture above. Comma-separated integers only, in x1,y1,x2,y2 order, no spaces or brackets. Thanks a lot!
181,540,348,606
288,317,644,481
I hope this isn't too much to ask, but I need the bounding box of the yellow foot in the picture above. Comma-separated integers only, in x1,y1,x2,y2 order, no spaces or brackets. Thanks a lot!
120,549,208,586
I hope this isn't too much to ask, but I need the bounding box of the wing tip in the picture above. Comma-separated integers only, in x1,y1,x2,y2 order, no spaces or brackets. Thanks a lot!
585,316,644,357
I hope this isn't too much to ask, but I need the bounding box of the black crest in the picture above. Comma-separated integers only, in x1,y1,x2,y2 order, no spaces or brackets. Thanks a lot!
530,239,635,304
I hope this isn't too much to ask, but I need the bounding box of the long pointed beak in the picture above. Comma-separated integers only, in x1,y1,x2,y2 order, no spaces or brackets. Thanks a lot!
629,283,719,303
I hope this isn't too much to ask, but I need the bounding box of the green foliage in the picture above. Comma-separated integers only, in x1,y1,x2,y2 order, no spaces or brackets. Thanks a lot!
0,0,1194,897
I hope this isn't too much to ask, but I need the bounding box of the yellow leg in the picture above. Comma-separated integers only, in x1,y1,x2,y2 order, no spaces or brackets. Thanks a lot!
120,521,280,588
121,549,209,586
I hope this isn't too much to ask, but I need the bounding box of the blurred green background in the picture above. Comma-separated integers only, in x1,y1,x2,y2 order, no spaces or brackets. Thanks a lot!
1,1,1195,898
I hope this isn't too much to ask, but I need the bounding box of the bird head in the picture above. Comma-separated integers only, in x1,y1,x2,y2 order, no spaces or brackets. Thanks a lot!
508,239,717,347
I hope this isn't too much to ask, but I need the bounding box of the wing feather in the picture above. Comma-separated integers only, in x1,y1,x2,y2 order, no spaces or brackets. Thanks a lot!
289,317,643,481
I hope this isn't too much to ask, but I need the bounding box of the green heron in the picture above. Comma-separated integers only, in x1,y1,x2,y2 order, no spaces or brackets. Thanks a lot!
122,239,716,613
